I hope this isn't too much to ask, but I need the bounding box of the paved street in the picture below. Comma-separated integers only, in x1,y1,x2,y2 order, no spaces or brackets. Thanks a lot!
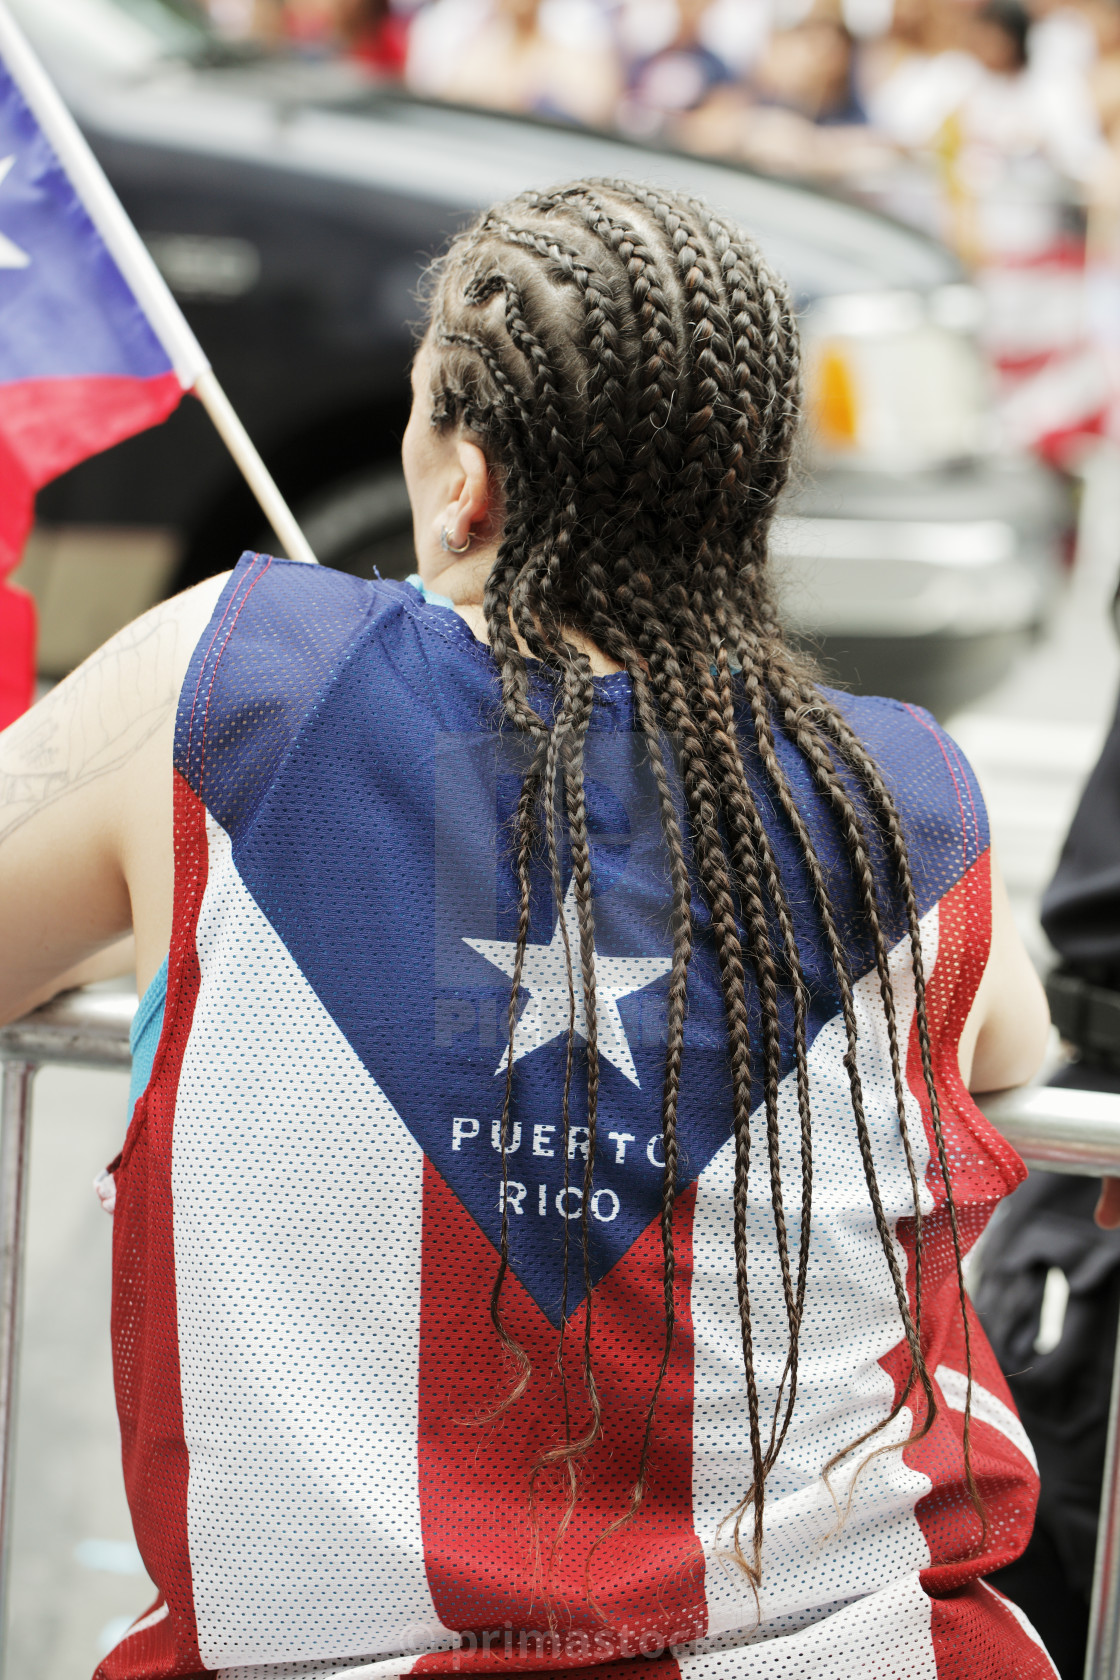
5,445,1120,1677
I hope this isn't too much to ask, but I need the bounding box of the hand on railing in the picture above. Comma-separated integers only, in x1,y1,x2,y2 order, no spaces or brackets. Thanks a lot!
1097,1179,1120,1230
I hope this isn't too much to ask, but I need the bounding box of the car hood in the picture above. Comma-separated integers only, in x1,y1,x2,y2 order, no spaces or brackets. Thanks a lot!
62,53,958,306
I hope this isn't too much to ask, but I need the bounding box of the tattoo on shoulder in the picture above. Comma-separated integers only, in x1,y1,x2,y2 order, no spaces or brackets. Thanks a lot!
0,595,189,849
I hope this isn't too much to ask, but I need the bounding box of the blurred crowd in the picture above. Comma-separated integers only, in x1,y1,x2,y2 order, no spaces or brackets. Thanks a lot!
202,0,1120,463
201,0,1120,209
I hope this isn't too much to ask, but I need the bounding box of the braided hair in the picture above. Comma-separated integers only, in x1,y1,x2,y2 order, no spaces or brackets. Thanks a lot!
419,179,979,1596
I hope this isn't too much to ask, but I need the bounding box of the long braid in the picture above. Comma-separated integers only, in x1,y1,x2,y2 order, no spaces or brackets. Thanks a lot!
462,742,546,1428
807,693,985,1527
731,644,939,1462
702,643,806,1455
771,683,937,1441
419,178,985,1599
634,610,770,1584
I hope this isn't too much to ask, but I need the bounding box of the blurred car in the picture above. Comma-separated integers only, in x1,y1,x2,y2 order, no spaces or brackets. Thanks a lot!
8,0,1070,716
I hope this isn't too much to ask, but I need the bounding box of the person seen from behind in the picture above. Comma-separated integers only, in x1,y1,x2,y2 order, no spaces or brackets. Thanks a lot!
0,179,1054,1680
679,3,892,181
406,0,618,128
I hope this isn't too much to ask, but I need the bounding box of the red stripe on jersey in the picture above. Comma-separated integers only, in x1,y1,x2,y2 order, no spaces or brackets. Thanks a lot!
880,853,1038,1634
97,773,213,1679
922,1302,1040,1582
411,1653,683,1680
416,1160,705,1668
930,1584,1058,1678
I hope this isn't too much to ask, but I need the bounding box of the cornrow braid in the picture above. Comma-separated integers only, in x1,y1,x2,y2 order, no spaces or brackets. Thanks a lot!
418,177,984,1599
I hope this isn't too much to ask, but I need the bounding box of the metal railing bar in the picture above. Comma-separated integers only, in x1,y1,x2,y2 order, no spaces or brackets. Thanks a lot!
0,1060,33,1666
0,989,135,1070
1090,1323,1120,1680
979,1085,1120,1177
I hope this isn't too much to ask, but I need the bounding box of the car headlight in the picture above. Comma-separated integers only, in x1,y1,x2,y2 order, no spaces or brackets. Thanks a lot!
801,286,989,471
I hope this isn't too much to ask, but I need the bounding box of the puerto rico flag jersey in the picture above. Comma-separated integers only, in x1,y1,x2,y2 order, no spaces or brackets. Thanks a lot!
99,555,1053,1680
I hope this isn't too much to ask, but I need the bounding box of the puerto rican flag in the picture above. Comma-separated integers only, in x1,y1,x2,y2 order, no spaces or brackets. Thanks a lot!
0,0,208,725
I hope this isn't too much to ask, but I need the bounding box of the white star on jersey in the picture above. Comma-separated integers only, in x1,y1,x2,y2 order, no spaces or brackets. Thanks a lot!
0,158,29,269
464,879,672,1087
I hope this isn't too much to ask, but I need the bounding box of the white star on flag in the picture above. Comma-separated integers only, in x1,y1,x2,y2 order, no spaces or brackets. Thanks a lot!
0,157,29,269
464,879,672,1087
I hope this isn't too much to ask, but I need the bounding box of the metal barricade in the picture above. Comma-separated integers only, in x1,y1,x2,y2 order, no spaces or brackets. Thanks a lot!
0,989,135,1672
2,994,1120,1677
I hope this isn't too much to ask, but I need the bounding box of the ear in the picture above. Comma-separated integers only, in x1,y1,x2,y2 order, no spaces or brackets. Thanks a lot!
443,439,495,550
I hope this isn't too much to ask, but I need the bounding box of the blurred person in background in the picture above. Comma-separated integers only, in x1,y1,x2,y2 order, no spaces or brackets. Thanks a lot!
751,6,867,123
1082,0,1120,154
280,0,340,48
280,0,410,63
975,674,1120,1680
613,0,765,137
865,0,1105,227
205,0,410,64
680,1,894,180
205,0,284,38
860,0,983,152
1029,0,1100,80
406,0,619,126
339,0,411,72
857,0,973,107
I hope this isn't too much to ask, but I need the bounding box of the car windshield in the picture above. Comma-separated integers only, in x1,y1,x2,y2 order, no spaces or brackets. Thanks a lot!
7,0,216,76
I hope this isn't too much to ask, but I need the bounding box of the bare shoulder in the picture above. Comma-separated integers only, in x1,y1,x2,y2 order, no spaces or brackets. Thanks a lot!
960,848,1050,1093
0,572,229,850
0,573,230,1019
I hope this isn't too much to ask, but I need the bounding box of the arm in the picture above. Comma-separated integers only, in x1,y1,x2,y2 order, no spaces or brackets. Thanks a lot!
958,850,1050,1095
0,574,228,1024
958,852,1120,1231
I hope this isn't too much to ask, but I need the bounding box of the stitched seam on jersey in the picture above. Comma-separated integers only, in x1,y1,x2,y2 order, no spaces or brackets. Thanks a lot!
116,776,209,1171
938,728,981,859
183,558,261,782
196,557,274,795
903,703,970,874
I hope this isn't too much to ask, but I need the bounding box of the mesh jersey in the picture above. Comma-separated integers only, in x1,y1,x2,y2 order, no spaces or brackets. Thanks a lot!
98,556,1052,1680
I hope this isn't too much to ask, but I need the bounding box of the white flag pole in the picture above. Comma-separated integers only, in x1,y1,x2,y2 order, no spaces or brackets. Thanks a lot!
193,371,318,568
0,0,318,565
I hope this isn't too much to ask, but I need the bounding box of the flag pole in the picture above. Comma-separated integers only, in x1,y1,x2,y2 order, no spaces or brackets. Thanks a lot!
193,371,318,567
0,0,318,566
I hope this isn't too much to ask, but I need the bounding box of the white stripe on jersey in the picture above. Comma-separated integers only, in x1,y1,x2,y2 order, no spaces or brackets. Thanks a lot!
936,1366,1039,1472
174,816,453,1669
690,910,939,1642
678,1572,936,1680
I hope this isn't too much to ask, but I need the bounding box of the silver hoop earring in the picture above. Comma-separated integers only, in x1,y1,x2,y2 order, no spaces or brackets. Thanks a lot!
440,527,471,554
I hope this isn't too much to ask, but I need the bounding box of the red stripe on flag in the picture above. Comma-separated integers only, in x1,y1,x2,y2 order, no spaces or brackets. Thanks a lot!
0,579,34,726
97,772,214,1680
416,1162,705,1669
0,419,33,582
0,370,183,571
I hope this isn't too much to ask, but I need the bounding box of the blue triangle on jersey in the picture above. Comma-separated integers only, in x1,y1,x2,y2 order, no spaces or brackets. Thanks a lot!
177,558,986,1327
